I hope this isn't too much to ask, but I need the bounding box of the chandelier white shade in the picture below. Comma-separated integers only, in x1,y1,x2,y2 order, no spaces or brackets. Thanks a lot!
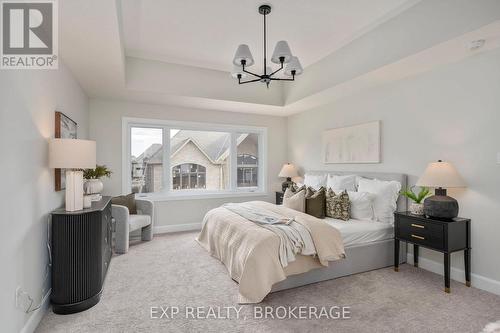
284,56,303,76
233,44,254,67
231,5,302,88
271,41,292,64
231,65,247,79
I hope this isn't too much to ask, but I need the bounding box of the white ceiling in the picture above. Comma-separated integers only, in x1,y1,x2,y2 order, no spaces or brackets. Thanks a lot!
121,0,411,72
60,0,500,116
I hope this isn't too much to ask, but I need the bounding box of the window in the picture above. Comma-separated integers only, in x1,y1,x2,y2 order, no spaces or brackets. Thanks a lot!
237,133,259,188
237,154,258,187
130,127,163,194
124,118,266,197
172,163,206,190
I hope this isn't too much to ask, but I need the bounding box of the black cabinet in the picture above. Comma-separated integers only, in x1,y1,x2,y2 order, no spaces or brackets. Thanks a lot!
50,197,113,314
394,211,471,293
276,192,284,205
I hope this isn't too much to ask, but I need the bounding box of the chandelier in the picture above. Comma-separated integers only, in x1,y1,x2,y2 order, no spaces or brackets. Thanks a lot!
231,5,303,88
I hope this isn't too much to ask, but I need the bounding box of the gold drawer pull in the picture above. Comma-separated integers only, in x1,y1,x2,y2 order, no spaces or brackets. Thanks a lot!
411,234,425,240
411,223,425,229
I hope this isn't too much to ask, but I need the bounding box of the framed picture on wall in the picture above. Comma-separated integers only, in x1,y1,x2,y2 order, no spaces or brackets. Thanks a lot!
55,111,77,191
322,121,380,164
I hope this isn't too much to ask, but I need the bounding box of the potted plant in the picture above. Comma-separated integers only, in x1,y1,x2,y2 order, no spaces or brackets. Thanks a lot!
401,186,430,215
81,165,112,198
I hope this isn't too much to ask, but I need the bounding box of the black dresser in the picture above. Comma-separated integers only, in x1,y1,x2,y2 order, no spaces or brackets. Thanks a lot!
50,196,113,314
394,211,471,293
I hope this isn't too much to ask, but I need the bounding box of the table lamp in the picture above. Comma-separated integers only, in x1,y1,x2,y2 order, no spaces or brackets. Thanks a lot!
416,160,466,220
49,139,96,211
278,163,298,192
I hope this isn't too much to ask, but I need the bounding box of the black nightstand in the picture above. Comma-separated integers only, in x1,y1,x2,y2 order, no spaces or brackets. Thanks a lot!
394,212,471,293
275,191,284,205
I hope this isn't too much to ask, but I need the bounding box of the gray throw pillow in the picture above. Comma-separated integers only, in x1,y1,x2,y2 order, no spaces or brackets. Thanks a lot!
111,193,137,214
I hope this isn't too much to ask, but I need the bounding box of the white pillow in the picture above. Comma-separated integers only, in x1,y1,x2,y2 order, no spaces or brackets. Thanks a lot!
303,173,327,190
282,188,305,212
347,191,376,221
357,178,401,224
327,174,357,192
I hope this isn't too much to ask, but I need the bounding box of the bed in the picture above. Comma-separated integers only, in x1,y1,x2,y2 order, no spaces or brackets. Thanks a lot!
271,171,407,293
197,171,407,302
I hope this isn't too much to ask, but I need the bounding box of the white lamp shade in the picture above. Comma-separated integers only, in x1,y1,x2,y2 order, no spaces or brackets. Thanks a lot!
233,44,254,66
231,65,247,79
279,163,299,178
284,56,303,76
416,161,466,188
49,139,96,169
271,41,292,64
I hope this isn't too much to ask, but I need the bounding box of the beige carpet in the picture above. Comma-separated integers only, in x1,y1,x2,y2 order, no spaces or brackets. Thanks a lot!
37,231,500,333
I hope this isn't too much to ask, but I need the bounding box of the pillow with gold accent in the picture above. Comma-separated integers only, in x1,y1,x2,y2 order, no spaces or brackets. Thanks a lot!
305,186,326,219
325,188,350,221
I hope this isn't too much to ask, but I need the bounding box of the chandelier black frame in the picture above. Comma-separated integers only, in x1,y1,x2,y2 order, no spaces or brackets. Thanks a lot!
233,5,302,88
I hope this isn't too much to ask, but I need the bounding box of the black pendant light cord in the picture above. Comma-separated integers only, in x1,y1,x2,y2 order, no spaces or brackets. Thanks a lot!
263,10,267,75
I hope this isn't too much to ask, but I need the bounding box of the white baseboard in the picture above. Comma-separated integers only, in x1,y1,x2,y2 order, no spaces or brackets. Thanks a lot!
154,223,202,234
407,253,500,296
21,289,51,333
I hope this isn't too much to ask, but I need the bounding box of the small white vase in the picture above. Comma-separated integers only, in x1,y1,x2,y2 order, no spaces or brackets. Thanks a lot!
410,203,424,215
84,179,103,195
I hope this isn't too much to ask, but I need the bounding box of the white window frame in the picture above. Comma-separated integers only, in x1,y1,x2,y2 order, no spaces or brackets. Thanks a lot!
122,117,268,200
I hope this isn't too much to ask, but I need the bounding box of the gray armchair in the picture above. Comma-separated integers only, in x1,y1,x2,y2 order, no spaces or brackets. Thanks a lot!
112,199,154,254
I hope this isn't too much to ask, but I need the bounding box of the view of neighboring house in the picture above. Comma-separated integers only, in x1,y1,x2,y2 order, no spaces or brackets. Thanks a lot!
131,130,258,193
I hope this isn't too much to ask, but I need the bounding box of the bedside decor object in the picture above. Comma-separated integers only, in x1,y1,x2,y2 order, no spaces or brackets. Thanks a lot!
54,111,77,191
394,212,471,293
322,121,380,164
416,160,466,219
83,195,92,209
401,186,430,216
82,165,112,201
278,163,298,192
49,139,96,211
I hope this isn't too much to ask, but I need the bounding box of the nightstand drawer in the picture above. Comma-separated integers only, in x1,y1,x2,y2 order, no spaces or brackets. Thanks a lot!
397,219,444,249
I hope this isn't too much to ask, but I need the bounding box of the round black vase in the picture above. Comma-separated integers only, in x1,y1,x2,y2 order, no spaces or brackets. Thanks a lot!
423,195,459,220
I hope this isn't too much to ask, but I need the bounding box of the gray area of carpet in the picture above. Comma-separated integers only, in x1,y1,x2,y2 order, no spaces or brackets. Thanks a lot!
37,231,500,333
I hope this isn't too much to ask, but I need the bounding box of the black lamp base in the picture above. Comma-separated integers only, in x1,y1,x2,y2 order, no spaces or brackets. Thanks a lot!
423,188,459,220
281,177,293,192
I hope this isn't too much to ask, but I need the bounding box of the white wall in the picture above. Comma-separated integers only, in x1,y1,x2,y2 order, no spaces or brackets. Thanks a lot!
0,63,89,332
287,49,500,288
89,99,287,231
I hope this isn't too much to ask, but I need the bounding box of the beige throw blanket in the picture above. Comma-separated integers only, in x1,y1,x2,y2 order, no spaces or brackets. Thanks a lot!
223,202,316,267
196,201,345,303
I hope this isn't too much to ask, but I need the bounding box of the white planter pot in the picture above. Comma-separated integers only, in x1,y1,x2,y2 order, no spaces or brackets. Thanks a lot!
84,179,103,195
410,203,424,215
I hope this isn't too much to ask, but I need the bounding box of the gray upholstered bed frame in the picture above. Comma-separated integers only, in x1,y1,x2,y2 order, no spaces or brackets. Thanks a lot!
271,171,408,293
